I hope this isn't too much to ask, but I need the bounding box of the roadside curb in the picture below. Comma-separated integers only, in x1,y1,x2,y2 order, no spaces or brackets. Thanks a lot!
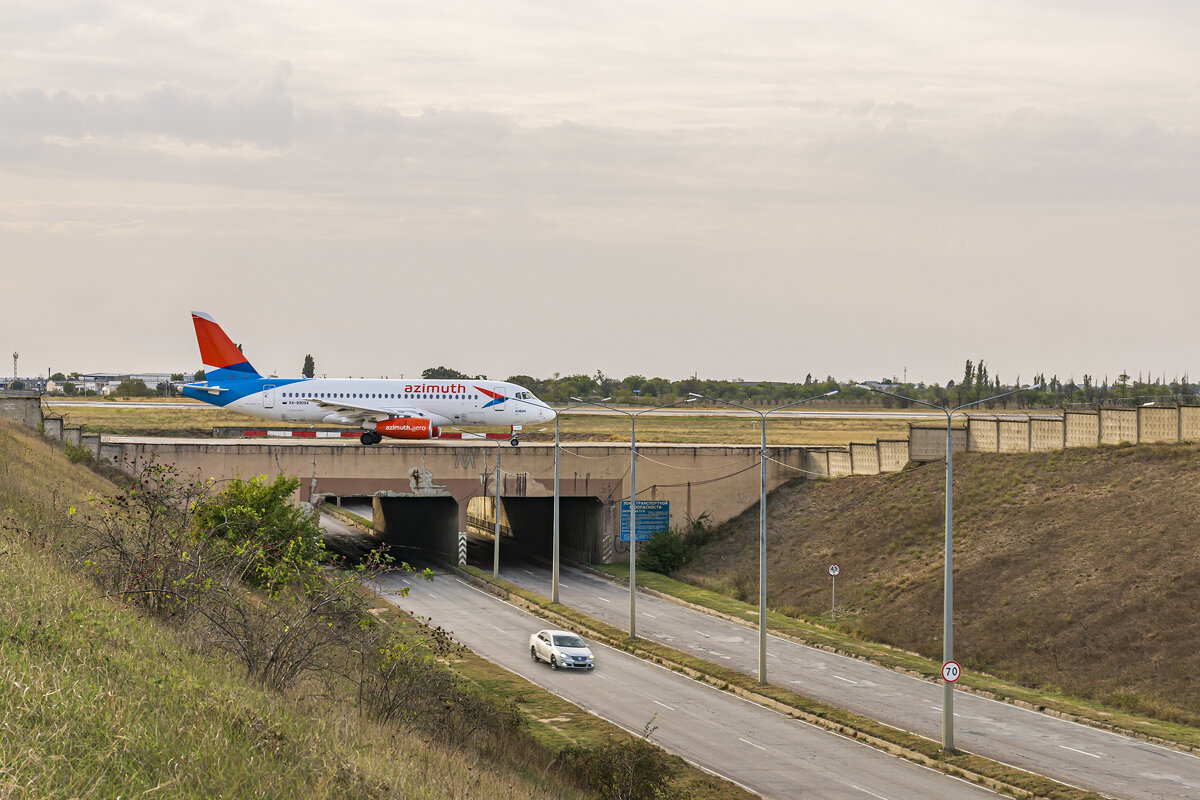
451,566,1108,800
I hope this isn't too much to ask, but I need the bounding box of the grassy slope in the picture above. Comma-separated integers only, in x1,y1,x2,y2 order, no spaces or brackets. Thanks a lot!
676,441,1200,728
0,421,586,800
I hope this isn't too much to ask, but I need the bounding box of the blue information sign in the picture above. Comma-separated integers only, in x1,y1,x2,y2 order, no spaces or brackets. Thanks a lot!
620,500,670,542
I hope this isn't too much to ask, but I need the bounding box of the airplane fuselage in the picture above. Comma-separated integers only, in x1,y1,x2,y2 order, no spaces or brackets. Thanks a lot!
181,377,552,431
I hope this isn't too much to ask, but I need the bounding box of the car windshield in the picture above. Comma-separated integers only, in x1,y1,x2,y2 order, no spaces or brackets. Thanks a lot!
553,634,587,648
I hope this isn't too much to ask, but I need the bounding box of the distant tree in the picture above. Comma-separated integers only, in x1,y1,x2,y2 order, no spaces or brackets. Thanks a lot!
62,382,76,396
302,354,315,378
50,372,66,381
10,380,24,390
193,369,206,382
422,366,469,380
116,380,155,398
170,373,185,383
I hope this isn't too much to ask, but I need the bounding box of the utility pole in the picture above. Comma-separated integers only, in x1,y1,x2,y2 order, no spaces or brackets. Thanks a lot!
12,352,17,381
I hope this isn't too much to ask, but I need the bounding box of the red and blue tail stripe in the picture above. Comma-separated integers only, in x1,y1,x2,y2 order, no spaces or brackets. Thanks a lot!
192,311,259,379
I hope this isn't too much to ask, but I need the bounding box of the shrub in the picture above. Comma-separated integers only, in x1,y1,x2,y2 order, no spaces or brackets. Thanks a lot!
640,528,688,574
559,716,680,800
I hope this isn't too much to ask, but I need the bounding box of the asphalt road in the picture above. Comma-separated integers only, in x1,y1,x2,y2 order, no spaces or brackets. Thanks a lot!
369,567,1000,800
494,563,1200,800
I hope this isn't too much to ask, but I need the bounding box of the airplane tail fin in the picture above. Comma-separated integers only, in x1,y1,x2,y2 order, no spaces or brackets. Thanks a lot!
191,311,261,380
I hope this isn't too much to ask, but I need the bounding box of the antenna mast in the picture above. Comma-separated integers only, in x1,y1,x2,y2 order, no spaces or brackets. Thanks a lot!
12,351,17,381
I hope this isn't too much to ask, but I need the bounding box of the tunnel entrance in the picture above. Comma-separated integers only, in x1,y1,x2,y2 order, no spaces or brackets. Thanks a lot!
470,496,607,564
374,496,460,562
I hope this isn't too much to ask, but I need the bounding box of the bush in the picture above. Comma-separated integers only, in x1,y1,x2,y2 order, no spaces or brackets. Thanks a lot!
559,717,680,800
640,529,688,574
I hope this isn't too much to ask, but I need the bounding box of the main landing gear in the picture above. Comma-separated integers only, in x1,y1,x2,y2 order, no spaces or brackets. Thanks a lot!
361,432,382,445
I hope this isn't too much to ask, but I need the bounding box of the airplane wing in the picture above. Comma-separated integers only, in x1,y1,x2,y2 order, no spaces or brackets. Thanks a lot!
306,397,429,423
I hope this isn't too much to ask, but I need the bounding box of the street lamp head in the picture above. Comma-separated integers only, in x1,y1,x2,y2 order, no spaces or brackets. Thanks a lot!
823,389,840,397
569,396,584,402
1028,383,1044,391
854,384,871,391
601,397,612,402
685,396,698,402
688,392,702,398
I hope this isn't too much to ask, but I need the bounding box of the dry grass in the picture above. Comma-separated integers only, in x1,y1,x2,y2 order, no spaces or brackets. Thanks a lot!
46,398,913,446
679,442,1200,733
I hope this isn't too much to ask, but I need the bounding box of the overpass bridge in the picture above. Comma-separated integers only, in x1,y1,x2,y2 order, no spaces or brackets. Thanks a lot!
102,439,836,564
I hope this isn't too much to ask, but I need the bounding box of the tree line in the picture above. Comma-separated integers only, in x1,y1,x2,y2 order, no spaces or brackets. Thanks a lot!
424,361,1198,409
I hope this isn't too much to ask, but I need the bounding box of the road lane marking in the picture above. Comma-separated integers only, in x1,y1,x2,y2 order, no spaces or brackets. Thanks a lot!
597,596,611,602
654,701,675,711
522,569,535,575
1059,745,1102,759
643,613,657,618
427,592,439,599
558,582,569,588
694,630,710,638
737,737,767,751
834,675,857,684
851,786,890,800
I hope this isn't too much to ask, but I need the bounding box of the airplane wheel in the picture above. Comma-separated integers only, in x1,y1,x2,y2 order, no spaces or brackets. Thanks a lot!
361,433,373,445
510,437,520,447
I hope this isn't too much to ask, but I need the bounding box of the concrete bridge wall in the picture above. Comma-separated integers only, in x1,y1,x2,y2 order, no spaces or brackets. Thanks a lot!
104,439,817,564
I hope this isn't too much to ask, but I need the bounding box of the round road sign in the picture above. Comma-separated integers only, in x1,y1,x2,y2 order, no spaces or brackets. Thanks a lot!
941,660,961,683
828,564,840,577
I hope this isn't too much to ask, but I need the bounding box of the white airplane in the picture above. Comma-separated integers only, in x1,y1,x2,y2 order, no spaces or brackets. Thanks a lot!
180,312,553,445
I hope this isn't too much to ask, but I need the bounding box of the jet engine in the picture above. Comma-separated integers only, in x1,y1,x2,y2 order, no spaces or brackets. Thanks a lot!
374,417,440,440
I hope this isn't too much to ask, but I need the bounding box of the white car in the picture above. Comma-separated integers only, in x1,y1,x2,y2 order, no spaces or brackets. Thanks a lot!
529,629,595,670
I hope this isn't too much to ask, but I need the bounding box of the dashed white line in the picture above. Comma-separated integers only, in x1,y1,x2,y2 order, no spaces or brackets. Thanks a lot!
643,613,657,618
654,700,675,711
1059,745,1102,759
597,596,611,603
834,675,857,684
694,630,710,638
851,785,890,800
737,737,767,751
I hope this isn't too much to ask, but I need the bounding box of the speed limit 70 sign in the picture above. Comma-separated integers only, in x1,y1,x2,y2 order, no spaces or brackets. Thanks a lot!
941,660,961,683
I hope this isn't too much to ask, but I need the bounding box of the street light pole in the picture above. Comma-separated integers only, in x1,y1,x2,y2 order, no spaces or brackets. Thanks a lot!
493,438,502,578
577,396,696,639
856,381,1039,751
689,389,838,685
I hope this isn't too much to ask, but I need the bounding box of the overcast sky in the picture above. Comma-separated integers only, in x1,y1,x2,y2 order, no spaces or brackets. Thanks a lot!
3,2,1199,386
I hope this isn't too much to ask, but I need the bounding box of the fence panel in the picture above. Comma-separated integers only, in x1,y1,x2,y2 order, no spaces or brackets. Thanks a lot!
1065,411,1099,447
999,420,1029,452
850,443,879,475
878,440,909,472
828,449,853,477
1030,418,1064,451
1139,407,1179,443
1100,408,1138,444
968,417,999,452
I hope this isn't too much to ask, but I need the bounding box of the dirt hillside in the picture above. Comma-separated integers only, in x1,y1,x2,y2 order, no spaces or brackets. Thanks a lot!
676,442,1200,725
